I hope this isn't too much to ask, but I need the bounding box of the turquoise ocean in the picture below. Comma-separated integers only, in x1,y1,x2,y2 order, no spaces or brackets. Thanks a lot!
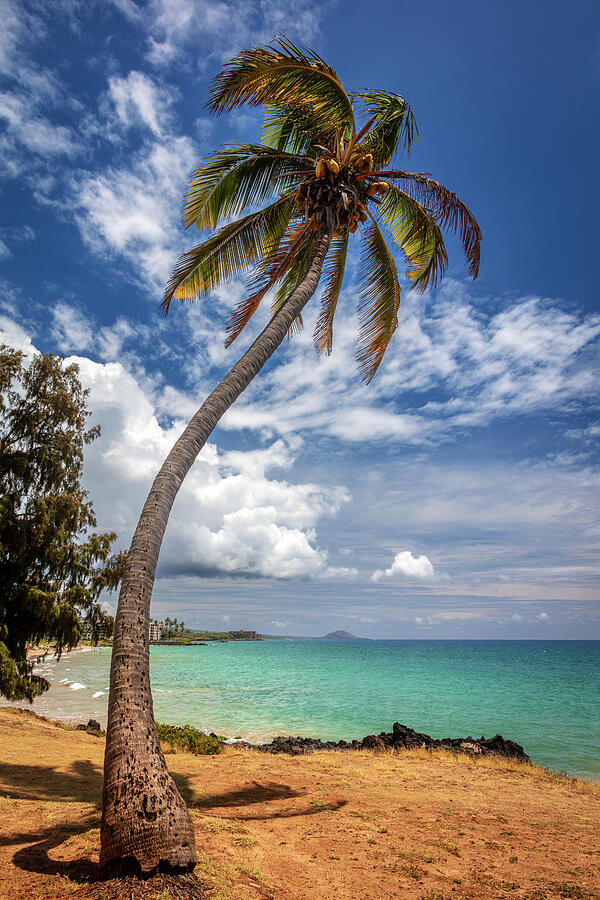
6,639,599,780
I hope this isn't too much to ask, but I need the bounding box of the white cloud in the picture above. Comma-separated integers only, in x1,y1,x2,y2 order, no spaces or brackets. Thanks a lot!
107,71,174,137
74,137,196,291
372,550,436,582
222,614,231,624
536,611,550,622
51,303,94,353
140,0,322,67
62,346,353,582
217,288,600,446
0,92,80,162
0,313,37,356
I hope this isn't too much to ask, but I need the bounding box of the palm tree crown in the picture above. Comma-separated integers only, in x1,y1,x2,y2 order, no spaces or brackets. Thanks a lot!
164,36,481,383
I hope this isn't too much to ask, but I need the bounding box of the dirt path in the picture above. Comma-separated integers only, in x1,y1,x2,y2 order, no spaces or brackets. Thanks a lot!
0,707,598,899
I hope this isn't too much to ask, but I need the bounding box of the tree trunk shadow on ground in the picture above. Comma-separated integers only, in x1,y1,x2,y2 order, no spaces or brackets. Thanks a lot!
7,767,347,891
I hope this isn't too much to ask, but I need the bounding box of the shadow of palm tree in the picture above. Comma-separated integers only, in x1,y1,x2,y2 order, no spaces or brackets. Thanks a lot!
172,773,348,820
174,775,305,809
7,763,348,883
10,817,101,881
0,759,103,806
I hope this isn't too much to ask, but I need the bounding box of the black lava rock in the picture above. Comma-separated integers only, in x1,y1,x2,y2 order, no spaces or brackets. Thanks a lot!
252,721,529,763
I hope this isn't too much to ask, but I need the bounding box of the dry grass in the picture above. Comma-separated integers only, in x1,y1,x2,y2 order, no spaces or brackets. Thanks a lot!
1,706,599,899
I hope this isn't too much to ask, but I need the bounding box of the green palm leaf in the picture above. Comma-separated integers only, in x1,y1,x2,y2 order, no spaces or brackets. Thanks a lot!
184,144,312,232
209,36,355,136
262,103,336,155
357,222,402,383
162,196,294,312
314,232,349,354
378,170,481,279
378,186,448,291
225,222,311,347
355,90,418,166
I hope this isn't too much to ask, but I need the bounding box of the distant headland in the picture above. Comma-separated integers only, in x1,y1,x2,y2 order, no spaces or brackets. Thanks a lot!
321,630,365,640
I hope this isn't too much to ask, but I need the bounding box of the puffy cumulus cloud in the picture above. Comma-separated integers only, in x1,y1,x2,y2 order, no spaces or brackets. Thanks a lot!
372,550,435,582
74,137,197,291
53,346,354,582
168,506,333,579
0,313,38,356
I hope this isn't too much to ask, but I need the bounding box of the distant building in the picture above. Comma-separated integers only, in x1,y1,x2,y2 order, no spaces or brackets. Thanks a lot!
149,620,164,641
228,629,259,640
80,620,111,641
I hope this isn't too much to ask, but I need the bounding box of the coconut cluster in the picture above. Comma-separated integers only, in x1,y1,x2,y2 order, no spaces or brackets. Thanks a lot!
294,149,391,236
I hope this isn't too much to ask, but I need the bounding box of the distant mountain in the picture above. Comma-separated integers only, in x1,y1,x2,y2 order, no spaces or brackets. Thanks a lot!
321,630,359,640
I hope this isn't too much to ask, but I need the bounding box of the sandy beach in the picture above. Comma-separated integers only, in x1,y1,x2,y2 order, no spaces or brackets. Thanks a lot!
0,706,598,899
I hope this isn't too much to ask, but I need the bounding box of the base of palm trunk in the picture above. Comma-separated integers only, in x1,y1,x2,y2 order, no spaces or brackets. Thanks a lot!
100,770,197,874
93,871,204,899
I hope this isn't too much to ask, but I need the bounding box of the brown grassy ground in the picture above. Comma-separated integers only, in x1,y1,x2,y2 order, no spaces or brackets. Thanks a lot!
0,706,598,900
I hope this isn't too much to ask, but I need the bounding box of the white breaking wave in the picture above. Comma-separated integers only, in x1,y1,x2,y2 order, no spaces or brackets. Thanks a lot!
92,691,105,698
69,682,86,691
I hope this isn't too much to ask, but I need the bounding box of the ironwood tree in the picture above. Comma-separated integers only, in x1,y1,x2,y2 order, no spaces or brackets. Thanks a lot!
0,346,124,701
101,37,481,876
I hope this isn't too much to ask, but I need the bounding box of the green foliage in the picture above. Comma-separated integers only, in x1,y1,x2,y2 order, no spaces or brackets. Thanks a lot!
165,35,481,383
209,36,355,135
356,89,418,164
0,346,125,701
156,722,223,755
357,223,402,383
160,617,186,641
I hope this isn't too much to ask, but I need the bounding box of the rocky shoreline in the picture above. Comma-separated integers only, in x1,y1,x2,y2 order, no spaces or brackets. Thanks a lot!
73,715,529,763
233,721,530,762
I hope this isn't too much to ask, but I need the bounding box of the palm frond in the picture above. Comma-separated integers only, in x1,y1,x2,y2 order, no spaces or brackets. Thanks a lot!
162,196,294,313
378,186,448,291
356,222,402,383
225,222,311,346
209,36,355,136
355,90,418,166
376,170,481,279
314,232,349,354
262,103,334,155
184,144,312,232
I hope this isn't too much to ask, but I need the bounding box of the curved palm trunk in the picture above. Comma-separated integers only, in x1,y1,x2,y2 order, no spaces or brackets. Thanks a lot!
100,230,331,873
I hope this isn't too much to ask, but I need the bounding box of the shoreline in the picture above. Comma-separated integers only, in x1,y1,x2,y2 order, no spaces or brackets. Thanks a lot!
9,640,599,782
10,703,600,785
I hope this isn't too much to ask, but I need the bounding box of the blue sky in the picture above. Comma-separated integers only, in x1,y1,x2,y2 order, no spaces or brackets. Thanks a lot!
1,0,598,638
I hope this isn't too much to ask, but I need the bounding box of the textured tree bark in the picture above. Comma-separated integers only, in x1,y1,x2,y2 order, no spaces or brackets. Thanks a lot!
100,230,332,873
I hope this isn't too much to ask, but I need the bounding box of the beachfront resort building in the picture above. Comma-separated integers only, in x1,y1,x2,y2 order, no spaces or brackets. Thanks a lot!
228,629,259,640
80,620,111,641
149,620,164,641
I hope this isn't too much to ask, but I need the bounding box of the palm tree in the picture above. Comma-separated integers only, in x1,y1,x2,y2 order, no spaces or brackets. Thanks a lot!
100,37,481,875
